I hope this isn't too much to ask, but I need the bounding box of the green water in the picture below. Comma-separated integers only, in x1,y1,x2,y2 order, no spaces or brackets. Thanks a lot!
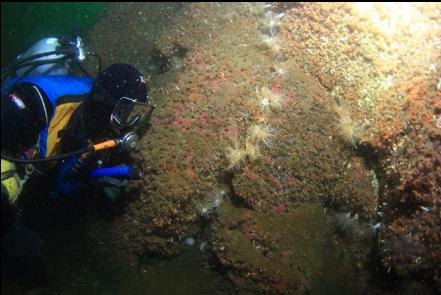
1,2,107,67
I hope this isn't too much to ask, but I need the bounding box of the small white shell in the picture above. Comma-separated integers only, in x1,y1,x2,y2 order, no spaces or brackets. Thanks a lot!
199,242,207,251
184,237,195,246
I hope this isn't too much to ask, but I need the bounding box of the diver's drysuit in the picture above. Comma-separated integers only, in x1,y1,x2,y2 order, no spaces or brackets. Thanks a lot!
1,38,152,288
1,36,150,205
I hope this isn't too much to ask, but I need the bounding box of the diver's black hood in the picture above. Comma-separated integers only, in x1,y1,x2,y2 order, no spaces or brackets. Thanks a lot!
90,63,149,108
1,84,48,154
83,63,149,139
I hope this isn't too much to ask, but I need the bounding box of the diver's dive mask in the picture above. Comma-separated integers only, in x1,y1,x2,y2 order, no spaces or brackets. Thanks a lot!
110,96,150,135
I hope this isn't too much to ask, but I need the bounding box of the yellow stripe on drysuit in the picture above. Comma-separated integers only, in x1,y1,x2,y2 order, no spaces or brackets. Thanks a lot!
46,102,82,157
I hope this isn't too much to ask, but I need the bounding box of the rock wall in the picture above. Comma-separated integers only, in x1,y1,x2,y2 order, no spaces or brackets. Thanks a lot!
83,2,440,293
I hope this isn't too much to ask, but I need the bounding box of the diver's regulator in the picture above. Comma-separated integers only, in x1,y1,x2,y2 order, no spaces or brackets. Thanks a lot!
1,131,139,165
118,132,138,152
0,131,139,203
93,131,138,153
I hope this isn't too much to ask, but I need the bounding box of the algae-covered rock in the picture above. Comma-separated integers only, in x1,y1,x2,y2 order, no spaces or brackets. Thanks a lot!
328,156,379,219
85,1,363,269
210,202,335,294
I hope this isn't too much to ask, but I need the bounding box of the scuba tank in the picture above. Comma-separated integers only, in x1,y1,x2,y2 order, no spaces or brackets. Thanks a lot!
15,37,72,77
1,34,100,84
1,34,103,202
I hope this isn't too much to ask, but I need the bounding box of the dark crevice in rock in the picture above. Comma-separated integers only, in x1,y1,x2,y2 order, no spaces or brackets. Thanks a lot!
219,171,253,210
149,48,170,74
149,43,189,74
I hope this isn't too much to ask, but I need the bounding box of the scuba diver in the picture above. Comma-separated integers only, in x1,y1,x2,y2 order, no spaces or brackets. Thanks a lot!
1,35,156,291
1,35,156,225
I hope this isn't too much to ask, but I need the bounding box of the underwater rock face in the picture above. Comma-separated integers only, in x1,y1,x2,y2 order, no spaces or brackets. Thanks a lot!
274,2,441,290
328,156,379,219
82,2,440,293
87,2,356,263
210,202,333,294
373,79,441,288
86,2,185,73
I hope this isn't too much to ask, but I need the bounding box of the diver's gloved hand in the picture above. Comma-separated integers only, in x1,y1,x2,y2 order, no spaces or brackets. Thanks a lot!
89,164,140,200
59,168,73,184
126,166,143,180
53,174,81,199
94,176,128,201
52,156,82,198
